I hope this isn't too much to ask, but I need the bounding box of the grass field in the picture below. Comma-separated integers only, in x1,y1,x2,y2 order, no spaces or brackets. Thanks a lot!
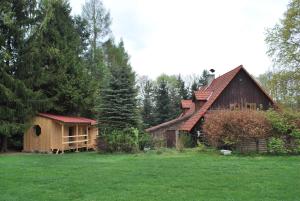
1,149,300,201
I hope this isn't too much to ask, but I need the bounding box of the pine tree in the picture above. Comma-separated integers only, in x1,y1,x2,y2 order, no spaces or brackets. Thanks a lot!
199,70,209,86
189,80,198,98
98,40,139,130
0,0,45,151
21,0,95,116
177,74,189,99
0,69,45,152
141,80,155,128
154,78,172,124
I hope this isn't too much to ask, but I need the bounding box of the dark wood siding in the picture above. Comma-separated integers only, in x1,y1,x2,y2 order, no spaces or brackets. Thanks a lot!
210,69,273,110
166,130,176,148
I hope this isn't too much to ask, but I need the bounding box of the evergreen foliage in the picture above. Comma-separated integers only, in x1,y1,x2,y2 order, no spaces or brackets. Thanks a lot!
177,75,189,100
21,0,95,116
198,70,209,87
141,80,155,128
0,0,46,151
98,40,139,130
0,69,45,152
154,78,172,125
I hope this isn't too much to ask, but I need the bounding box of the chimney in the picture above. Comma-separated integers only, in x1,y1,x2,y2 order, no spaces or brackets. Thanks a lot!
207,69,215,86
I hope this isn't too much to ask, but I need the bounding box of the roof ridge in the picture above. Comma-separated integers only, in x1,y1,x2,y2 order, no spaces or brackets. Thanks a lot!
214,65,243,81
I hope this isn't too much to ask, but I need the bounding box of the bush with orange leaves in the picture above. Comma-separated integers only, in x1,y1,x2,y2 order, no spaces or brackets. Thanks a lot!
202,110,272,148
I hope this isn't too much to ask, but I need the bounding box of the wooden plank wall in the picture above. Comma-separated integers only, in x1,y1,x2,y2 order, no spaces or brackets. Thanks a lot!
23,116,52,152
24,116,99,152
237,138,267,153
211,69,273,110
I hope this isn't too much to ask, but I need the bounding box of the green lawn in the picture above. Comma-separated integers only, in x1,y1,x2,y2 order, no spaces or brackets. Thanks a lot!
1,150,300,201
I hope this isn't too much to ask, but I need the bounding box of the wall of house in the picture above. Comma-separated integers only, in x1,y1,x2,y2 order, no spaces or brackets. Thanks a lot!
236,138,268,153
149,122,184,148
23,116,52,152
211,69,273,110
89,126,98,149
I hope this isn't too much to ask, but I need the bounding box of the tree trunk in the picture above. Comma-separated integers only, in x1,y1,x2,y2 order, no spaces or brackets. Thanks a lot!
0,135,8,152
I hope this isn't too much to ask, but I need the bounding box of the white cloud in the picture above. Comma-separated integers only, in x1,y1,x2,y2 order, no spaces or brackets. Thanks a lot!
69,0,289,78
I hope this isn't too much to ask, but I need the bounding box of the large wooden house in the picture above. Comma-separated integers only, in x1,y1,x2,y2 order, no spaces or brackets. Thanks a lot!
23,113,98,153
146,65,275,151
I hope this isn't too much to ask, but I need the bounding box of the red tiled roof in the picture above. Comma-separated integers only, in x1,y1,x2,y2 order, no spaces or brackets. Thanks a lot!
194,91,213,100
146,101,195,132
179,65,243,131
38,113,97,125
180,65,276,131
181,100,193,109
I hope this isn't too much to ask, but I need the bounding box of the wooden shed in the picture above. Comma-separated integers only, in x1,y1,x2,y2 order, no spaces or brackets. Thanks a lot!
23,113,98,153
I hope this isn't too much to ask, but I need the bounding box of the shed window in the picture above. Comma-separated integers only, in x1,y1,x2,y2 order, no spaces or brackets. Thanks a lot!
34,125,41,136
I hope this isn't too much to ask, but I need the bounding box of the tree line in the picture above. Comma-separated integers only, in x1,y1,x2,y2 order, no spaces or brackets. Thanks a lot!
0,0,210,152
138,70,210,129
258,0,300,110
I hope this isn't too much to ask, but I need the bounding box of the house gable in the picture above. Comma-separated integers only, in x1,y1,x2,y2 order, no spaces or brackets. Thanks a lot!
210,68,273,110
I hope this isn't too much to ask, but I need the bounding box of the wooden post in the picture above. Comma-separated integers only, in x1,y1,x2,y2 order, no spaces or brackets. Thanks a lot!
76,124,79,152
86,126,89,151
49,125,52,153
61,124,64,154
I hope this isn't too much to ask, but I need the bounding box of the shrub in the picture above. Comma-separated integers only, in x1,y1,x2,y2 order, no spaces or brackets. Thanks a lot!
266,109,300,154
266,109,300,139
138,132,153,150
202,110,272,149
152,136,166,149
268,137,286,154
98,127,139,153
196,142,206,152
179,133,193,147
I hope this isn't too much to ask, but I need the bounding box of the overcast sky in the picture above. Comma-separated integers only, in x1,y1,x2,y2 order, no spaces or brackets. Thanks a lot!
69,0,289,78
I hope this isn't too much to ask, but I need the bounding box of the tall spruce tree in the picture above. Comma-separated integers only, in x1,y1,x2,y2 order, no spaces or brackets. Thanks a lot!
141,80,155,128
0,0,46,151
177,75,189,100
154,78,172,124
0,69,45,152
189,80,198,98
98,39,139,130
199,70,209,86
21,0,95,116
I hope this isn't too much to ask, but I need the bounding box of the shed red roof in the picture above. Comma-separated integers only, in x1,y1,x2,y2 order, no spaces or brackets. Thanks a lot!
38,113,97,125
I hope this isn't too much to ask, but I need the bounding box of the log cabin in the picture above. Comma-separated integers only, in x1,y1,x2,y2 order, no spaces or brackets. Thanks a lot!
146,65,276,152
23,113,98,153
